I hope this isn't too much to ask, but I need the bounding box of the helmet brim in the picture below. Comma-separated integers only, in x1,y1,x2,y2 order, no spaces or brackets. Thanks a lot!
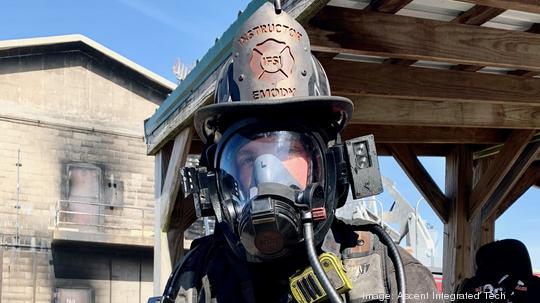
194,96,354,143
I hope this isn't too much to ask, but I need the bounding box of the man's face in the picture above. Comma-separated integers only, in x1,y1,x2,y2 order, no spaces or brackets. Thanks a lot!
235,135,310,192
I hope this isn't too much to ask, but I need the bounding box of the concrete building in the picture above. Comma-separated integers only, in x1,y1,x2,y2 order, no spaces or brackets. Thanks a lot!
0,35,175,303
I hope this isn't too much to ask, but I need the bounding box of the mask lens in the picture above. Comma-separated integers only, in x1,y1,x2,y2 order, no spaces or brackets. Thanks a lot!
219,131,323,209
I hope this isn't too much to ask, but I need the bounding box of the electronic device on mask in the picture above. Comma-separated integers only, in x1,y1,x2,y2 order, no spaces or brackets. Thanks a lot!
289,252,352,303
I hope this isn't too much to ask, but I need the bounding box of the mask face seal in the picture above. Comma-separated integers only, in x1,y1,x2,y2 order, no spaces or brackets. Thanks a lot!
217,130,325,260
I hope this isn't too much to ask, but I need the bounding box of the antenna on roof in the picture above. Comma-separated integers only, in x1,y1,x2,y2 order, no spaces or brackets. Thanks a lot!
172,58,194,84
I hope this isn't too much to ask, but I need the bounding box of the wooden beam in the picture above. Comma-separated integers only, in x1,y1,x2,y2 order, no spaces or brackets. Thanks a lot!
449,5,505,71
469,130,536,218
160,127,193,231
494,161,540,218
322,59,540,105
283,0,331,24
146,79,213,155
342,125,509,144
307,7,540,70
169,193,197,231
389,144,449,222
167,227,185,267
508,24,540,77
452,5,505,26
508,70,540,77
459,0,540,15
443,145,474,294
348,96,540,129
365,0,413,13
473,131,540,160
0,250,3,302
377,143,453,157
481,141,540,221
382,58,417,66
392,5,505,67
451,64,484,72
459,22,540,75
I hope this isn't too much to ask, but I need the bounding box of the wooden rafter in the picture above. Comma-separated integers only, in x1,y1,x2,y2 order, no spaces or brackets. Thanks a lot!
389,144,449,222
459,0,540,15
342,125,509,144
494,161,540,218
283,0,331,24
321,59,540,105
377,144,453,157
480,141,540,221
469,130,536,218
451,5,505,25
509,70,540,77
349,96,540,129
365,0,413,13
174,121,515,155
307,7,540,71
451,64,485,72
382,58,417,66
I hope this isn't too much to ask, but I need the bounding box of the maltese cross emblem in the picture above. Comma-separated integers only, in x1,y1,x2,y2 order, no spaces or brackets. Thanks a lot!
250,38,295,85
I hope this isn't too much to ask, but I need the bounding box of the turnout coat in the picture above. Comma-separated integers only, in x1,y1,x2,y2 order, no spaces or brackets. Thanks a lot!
162,220,441,303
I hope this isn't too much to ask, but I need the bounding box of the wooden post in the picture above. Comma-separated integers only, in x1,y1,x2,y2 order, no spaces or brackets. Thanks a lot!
443,146,473,297
1,249,3,302
153,151,171,295
160,128,193,231
467,157,496,274
153,127,193,295
467,213,495,275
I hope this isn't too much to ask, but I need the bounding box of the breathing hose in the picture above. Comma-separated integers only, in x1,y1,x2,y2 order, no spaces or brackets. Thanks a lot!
302,211,344,303
364,224,406,303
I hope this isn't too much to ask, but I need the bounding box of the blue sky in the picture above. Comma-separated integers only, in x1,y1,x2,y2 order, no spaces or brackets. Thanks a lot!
2,0,538,270
380,156,540,271
0,0,251,83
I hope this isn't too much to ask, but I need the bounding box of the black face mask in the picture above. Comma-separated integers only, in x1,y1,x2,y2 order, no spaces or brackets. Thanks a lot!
181,118,357,262
235,154,320,259
213,127,340,262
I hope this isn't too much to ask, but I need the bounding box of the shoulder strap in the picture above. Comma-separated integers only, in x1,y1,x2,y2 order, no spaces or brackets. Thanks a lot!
161,234,218,303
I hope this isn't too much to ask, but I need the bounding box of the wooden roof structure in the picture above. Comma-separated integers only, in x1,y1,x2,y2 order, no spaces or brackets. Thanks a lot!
145,0,540,295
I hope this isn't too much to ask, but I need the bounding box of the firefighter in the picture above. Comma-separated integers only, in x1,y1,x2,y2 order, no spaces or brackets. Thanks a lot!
158,2,440,302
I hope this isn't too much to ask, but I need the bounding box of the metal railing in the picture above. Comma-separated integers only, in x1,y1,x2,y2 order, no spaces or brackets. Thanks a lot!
55,200,154,238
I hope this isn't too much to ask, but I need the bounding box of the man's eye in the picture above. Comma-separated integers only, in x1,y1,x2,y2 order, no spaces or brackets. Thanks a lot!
239,156,255,167
281,147,306,159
